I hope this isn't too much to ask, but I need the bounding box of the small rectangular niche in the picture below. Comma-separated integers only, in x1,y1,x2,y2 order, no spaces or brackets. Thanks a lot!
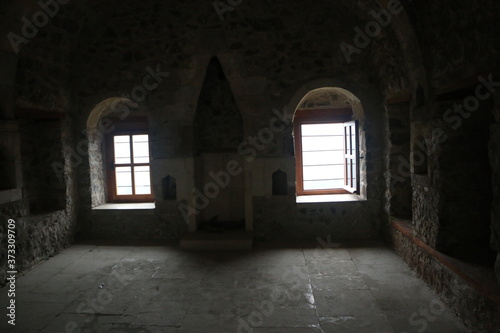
272,169,287,196
162,175,177,200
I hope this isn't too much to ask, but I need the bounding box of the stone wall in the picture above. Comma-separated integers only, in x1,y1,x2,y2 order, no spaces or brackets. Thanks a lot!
1,0,498,320
384,102,412,219
60,0,393,240
84,202,187,240
412,0,500,89
12,1,77,112
254,196,381,240
391,226,500,332
0,207,76,286
382,0,500,262
0,116,77,287
20,119,67,214
0,0,80,286
381,0,500,330
433,100,494,264
491,91,500,283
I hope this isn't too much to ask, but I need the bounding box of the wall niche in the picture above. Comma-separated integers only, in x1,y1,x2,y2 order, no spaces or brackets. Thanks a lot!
193,57,245,230
162,175,177,200
272,169,288,195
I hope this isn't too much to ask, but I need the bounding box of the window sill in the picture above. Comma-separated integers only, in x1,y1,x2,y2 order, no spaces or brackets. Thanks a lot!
92,202,155,215
0,188,22,204
296,194,365,203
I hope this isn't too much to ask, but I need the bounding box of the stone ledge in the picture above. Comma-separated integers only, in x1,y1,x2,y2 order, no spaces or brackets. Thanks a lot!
0,188,22,204
0,120,18,131
392,217,500,304
91,203,156,215
296,194,366,203
180,230,253,250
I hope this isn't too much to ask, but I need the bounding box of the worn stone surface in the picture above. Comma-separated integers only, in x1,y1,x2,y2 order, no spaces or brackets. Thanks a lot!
0,241,471,333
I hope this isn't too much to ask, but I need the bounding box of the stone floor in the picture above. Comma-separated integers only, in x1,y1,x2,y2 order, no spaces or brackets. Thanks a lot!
0,239,471,333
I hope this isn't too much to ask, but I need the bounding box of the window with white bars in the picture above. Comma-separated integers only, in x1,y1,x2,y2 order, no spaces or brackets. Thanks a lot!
107,132,153,202
294,109,359,196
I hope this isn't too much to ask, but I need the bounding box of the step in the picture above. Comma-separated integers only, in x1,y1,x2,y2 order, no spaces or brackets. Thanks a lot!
180,231,253,250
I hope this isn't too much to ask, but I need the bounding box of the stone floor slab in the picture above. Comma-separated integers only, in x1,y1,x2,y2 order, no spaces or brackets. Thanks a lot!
0,240,471,333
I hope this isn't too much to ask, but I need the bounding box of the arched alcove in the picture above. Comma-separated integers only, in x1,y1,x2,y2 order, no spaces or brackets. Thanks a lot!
193,57,246,230
86,97,145,207
272,169,288,196
162,175,177,200
415,85,425,108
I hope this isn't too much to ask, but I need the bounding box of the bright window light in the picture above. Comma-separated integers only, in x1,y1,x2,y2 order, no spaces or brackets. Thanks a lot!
113,134,151,196
301,123,345,191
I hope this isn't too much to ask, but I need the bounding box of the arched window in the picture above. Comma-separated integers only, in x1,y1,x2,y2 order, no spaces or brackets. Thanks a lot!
291,87,366,200
87,98,153,205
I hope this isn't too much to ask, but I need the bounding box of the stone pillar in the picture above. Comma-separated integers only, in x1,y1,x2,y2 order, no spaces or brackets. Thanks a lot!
384,102,412,219
490,90,500,284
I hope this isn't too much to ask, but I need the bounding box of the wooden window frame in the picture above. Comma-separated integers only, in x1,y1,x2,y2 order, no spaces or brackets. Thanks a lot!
105,120,154,203
294,108,359,196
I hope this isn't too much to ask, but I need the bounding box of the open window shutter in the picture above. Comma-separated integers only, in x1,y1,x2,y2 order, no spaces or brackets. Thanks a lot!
343,121,358,193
